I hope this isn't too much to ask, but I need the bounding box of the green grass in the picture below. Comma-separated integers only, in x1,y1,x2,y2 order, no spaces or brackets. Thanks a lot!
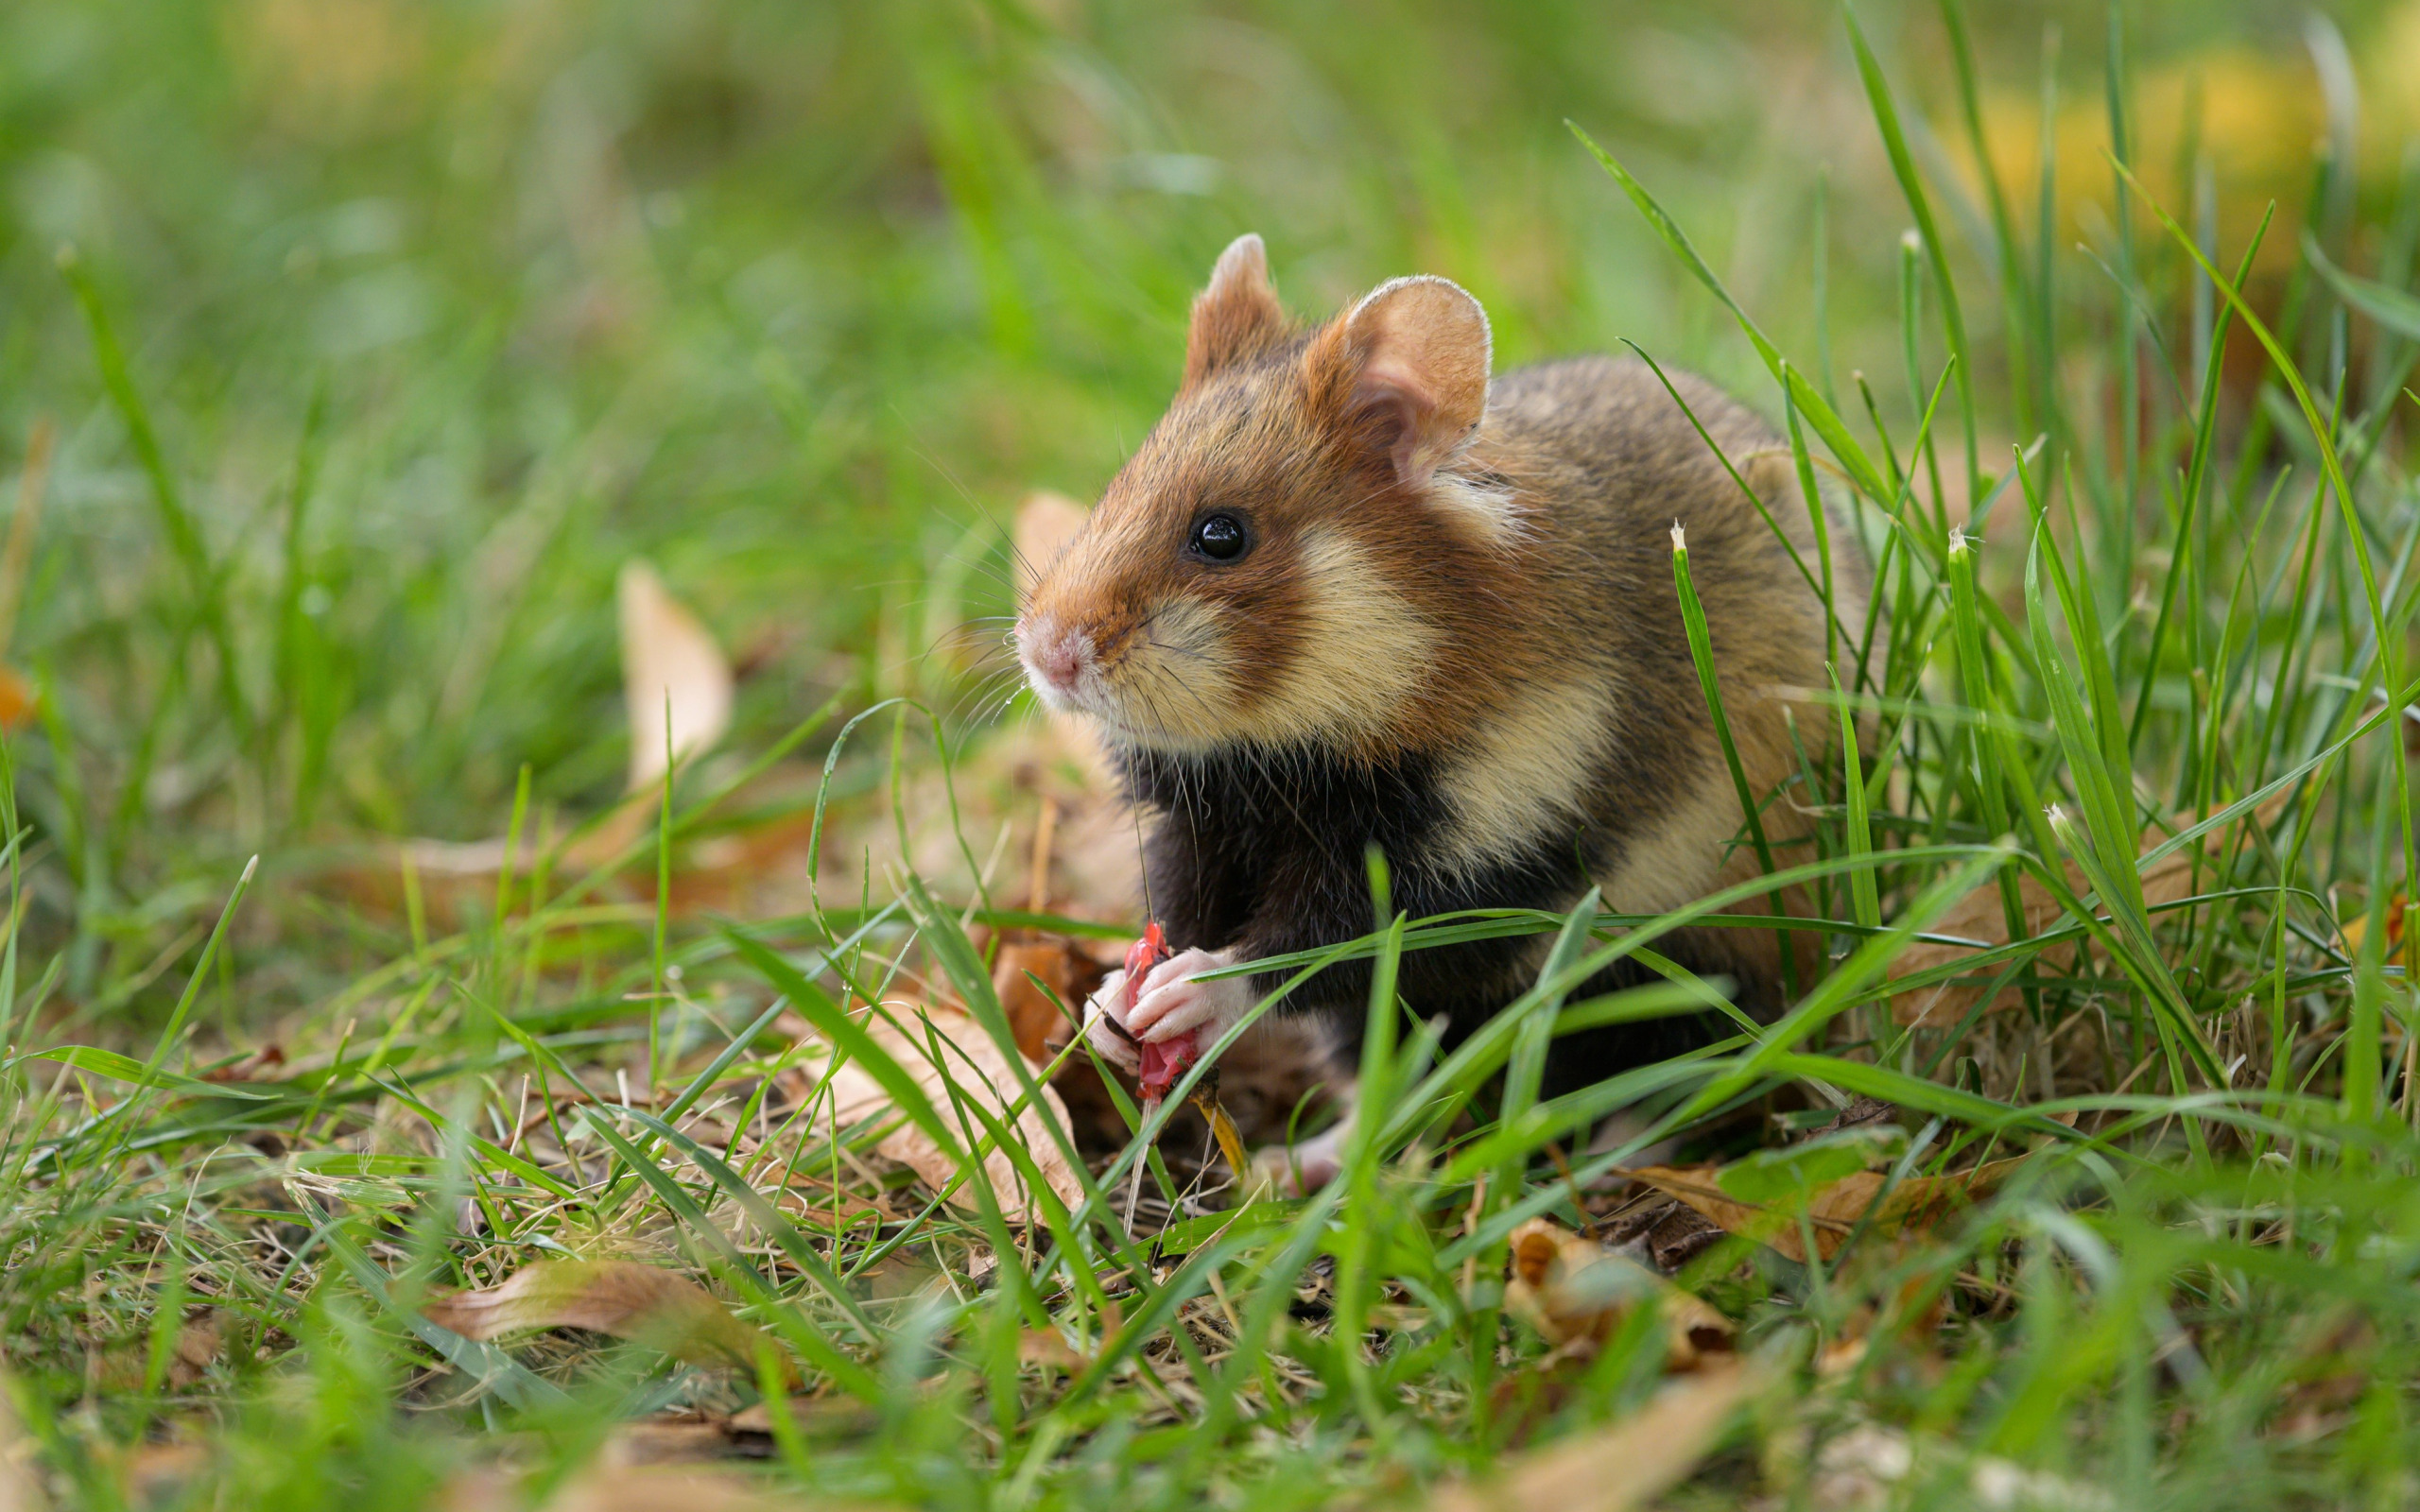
7,0,2420,1506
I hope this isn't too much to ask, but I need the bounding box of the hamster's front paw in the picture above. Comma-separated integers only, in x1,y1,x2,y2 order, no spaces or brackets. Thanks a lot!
1082,968,1141,1073
1251,1117,1352,1194
1126,948,1251,1046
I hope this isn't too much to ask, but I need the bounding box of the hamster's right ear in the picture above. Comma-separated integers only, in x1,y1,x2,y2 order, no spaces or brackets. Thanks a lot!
1183,233,1288,387
1305,275,1492,490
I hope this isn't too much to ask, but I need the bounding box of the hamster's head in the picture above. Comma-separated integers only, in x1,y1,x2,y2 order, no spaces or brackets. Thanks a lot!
1017,233,1515,755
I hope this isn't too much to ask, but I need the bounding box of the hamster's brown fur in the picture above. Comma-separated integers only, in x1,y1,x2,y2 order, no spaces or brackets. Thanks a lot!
1018,234,1869,1093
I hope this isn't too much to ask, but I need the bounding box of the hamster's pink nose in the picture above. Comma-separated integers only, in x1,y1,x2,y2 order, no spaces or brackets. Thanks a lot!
1022,622,1095,696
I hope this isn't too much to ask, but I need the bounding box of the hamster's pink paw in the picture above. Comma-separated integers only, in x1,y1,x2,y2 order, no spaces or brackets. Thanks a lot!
1082,968,1142,1073
1127,947,1250,1045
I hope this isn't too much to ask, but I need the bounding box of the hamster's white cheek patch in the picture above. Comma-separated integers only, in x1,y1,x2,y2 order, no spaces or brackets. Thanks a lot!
1235,525,1434,749
1424,469,1528,547
1098,597,1245,748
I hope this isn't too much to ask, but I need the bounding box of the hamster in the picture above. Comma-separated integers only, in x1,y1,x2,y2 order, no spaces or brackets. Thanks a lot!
1015,233,1869,1150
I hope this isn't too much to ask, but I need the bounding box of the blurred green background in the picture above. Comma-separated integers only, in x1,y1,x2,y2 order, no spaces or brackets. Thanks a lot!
3,0,2418,1007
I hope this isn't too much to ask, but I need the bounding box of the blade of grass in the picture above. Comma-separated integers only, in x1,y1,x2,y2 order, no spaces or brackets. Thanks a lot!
1847,3,1979,503
1672,529,1794,998
57,248,251,748
1568,122,1891,504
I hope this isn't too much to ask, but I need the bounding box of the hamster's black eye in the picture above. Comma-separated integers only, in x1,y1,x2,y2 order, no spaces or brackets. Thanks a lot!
1189,513,1250,563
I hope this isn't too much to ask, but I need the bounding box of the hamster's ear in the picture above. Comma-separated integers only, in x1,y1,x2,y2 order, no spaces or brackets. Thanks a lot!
1183,233,1288,387
1308,275,1492,490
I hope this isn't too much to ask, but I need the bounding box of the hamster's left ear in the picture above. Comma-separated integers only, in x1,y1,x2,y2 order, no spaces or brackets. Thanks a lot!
1307,275,1492,490
1184,233,1289,387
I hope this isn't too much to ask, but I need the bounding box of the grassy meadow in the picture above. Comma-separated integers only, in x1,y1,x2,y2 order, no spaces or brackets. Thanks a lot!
7,0,2420,1505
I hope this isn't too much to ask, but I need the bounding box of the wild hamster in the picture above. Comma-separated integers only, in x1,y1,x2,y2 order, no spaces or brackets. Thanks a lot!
1016,233,1869,1123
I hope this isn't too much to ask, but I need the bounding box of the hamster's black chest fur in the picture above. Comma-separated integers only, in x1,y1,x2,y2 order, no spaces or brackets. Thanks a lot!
1116,744,1711,1097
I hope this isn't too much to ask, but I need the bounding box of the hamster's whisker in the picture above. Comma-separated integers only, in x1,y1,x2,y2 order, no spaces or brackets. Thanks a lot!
1144,635,1213,666
948,663,1029,726
1132,658,1232,750
965,562,1027,600
899,441,1047,591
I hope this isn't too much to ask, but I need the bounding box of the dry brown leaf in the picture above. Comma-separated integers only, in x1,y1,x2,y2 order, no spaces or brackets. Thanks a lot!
422,1259,760,1369
1502,1218,1734,1371
164,1315,222,1388
1627,1158,2027,1264
0,669,33,734
1012,491,1089,596
1427,1361,1762,1512
0,417,55,696
385,559,735,890
810,1002,1086,1218
725,1394,877,1446
121,1442,207,1505
757,1171,897,1225
539,1466,790,1512
449,1457,880,1512
91,1314,223,1394
0,1369,45,1512
990,939,1097,1064
591,1415,741,1468
2339,890,2409,960
618,559,734,797
1890,799,2285,1026
1015,1328,1092,1373
1815,1335,1869,1380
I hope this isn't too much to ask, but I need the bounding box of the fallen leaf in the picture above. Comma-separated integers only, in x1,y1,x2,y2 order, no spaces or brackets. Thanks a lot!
165,1315,222,1387
618,559,734,797
1890,798,2284,1026
1627,1156,2027,1264
91,1314,223,1393
724,1395,877,1446
122,1441,207,1504
439,1450,870,1512
0,669,33,733
755,1171,896,1225
538,1466,790,1512
379,558,735,892
1427,1361,1762,1512
1015,1328,1092,1373
422,1259,762,1369
1814,1334,1868,1380
2340,891,2409,959
808,1001,1086,1217
1596,1194,1729,1275
1012,490,1089,597
1718,1127,1907,1207
1502,1218,1733,1371
2266,1310,2377,1442
990,939,1097,1064
0,417,54,714
592,1414,740,1467
0,1369,46,1512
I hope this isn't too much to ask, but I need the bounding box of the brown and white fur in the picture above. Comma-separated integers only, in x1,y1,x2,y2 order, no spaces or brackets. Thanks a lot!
1017,234,1868,1180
